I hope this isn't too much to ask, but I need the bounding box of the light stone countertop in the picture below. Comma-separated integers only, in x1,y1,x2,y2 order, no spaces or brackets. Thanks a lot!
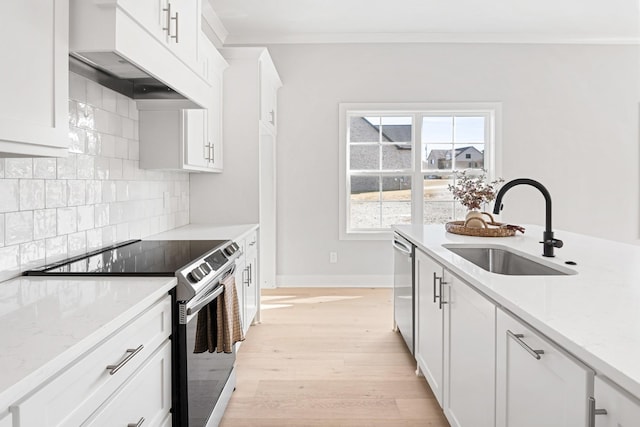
0,276,175,409
146,223,258,241
393,223,640,399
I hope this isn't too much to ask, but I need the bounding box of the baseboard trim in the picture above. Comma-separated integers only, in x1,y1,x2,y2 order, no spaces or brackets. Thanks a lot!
275,275,393,288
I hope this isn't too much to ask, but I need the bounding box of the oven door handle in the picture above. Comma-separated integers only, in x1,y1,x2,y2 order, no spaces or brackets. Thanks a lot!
186,284,225,316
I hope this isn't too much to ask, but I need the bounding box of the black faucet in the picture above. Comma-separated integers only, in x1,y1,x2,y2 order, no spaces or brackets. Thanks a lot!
492,178,563,257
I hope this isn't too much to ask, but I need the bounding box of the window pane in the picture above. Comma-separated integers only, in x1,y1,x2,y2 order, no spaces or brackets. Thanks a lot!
350,145,379,170
350,116,379,143
382,201,412,227
382,145,412,170
423,175,453,202
422,116,453,143
454,116,485,143
453,144,484,170
424,201,455,224
350,201,380,229
382,176,411,201
381,116,412,143
350,176,380,198
423,144,453,171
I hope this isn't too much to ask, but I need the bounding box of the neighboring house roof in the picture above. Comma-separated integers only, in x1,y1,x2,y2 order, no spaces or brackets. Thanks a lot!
427,146,483,161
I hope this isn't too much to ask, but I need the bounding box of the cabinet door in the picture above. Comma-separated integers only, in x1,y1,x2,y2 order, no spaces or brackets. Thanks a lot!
444,273,495,427
234,254,246,330
83,340,172,427
117,0,165,41
207,76,224,171
496,308,593,427
594,376,640,427
415,249,445,405
259,57,279,131
161,0,199,66
0,412,12,427
183,109,209,169
244,238,258,330
0,0,68,157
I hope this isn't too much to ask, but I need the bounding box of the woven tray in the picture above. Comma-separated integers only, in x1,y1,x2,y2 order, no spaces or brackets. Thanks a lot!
445,212,522,237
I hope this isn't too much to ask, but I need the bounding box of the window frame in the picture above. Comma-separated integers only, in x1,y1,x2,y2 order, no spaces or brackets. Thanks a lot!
339,102,502,240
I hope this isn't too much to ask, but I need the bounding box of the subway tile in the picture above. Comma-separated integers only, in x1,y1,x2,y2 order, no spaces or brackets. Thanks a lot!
109,158,123,180
5,211,33,245
68,127,86,154
116,94,129,117
86,228,103,250
67,180,86,206
57,154,77,179
115,137,128,159
101,134,115,157
86,180,102,205
102,225,117,246
45,180,67,209
57,207,78,235
128,99,138,120
5,159,33,179
0,245,20,282
108,112,123,136
86,131,100,155
116,181,129,201
77,205,95,231
102,181,117,203
94,108,109,133
20,240,46,270
94,203,110,227
33,158,57,179
0,159,4,178
0,213,4,246
122,117,135,139
69,72,87,102
68,100,78,127
0,180,19,213
34,209,57,240
128,139,139,161
86,80,103,108
45,235,68,263
67,231,86,256
122,160,136,180
116,223,129,242
19,180,45,211
102,87,117,112
77,103,95,129
77,154,95,180
94,157,110,180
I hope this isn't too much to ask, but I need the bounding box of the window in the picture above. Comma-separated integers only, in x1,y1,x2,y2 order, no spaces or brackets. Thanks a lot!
339,103,501,239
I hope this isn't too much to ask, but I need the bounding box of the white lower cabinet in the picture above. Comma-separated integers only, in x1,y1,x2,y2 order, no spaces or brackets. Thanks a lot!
443,271,495,427
0,412,12,427
83,340,172,427
415,249,445,405
496,308,594,427
244,231,259,331
10,294,172,427
594,376,640,427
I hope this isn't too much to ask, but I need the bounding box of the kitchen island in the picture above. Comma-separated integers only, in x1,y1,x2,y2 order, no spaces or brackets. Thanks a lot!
394,223,640,426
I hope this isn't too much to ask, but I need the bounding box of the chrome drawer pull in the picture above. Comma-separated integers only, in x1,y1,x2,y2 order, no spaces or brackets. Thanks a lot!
127,417,145,427
106,345,144,375
507,330,544,360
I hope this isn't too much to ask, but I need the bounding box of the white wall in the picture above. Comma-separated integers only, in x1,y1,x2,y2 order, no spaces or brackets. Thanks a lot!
269,43,640,287
0,73,190,282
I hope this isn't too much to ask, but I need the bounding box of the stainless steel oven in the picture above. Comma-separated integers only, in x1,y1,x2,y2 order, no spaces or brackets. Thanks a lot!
24,239,242,427
393,232,414,354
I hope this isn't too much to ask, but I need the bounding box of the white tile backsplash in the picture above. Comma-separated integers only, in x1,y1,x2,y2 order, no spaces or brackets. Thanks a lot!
0,73,190,281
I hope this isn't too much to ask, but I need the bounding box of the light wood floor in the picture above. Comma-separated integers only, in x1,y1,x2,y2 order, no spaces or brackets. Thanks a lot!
220,287,450,427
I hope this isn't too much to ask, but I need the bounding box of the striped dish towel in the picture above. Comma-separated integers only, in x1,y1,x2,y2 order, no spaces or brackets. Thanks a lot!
216,273,245,353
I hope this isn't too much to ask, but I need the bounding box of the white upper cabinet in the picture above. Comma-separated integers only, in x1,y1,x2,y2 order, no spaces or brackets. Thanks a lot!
259,52,282,133
0,0,69,157
496,307,594,427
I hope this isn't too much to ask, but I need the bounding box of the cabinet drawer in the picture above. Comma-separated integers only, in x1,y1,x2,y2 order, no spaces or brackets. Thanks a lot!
12,295,172,427
83,340,172,427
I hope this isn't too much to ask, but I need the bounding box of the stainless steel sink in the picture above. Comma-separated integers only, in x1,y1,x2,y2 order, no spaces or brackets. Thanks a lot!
443,245,576,276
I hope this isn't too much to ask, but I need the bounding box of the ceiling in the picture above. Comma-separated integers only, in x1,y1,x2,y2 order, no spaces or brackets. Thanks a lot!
209,0,640,45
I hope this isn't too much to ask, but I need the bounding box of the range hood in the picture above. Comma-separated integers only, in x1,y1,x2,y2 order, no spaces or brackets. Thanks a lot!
70,53,186,100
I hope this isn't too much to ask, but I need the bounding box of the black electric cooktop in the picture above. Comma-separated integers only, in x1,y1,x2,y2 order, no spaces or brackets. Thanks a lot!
23,239,229,276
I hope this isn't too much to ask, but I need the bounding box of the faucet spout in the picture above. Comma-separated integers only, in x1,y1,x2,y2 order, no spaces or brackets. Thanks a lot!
492,178,563,257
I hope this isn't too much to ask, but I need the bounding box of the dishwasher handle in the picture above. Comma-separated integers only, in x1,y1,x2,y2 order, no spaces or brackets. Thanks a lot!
393,239,412,256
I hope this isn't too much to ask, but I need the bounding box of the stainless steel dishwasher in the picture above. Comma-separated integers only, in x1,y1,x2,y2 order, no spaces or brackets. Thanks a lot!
393,232,414,354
